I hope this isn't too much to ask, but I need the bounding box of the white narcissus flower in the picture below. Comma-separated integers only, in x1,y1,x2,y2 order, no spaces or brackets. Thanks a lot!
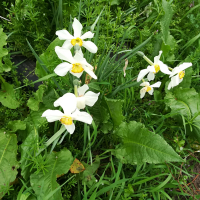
137,51,171,82
54,84,100,110
140,81,161,98
56,18,97,53
42,93,93,134
168,63,192,90
54,46,97,79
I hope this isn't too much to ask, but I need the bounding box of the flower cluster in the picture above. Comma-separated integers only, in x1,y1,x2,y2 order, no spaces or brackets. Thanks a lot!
42,18,99,134
137,51,192,98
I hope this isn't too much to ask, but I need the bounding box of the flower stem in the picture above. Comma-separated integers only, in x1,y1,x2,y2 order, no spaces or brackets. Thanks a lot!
74,85,78,97
88,126,93,165
168,67,173,71
143,56,154,66
142,79,145,83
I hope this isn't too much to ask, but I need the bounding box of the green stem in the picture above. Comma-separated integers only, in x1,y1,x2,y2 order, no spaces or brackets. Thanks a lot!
142,79,145,83
88,126,93,165
0,74,5,83
168,67,173,71
143,55,154,66
74,85,78,97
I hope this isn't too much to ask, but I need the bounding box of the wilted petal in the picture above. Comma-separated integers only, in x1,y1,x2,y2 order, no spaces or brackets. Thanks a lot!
147,72,155,81
151,81,161,88
55,46,74,63
154,51,162,64
78,84,89,96
137,69,149,82
80,31,94,40
54,93,77,115
83,66,97,79
42,110,63,122
62,40,73,50
82,41,98,53
65,123,75,134
56,30,73,40
72,109,93,124
54,62,72,76
73,18,83,38
84,91,100,107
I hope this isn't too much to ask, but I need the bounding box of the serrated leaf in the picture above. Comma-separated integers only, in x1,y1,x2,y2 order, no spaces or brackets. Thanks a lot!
0,82,19,109
0,28,8,60
160,0,173,45
8,120,26,132
104,97,124,129
165,88,200,141
27,85,46,111
114,121,183,164
30,148,73,200
0,130,19,198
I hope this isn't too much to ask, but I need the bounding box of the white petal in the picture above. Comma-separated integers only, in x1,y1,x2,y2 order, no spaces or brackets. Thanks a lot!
140,82,150,87
171,75,180,88
137,69,150,82
70,71,83,78
76,49,84,57
140,88,146,98
72,109,93,124
159,61,172,75
42,110,64,122
148,88,154,95
151,81,161,88
54,62,72,76
65,123,75,134
170,66,181,78
80,31,94,40
73,18,83,38
147,65,156,73
168,80,172,90
62,40,73,50
55,46,74,63
179,62,192,71
147,72,155,81
83,66,97,79
154,51,162,64
82,41,98,53
84,91,100,107
76,96,86,110
78,84,89,96
74,52,84,63
56,30,73,40
54,93,77,115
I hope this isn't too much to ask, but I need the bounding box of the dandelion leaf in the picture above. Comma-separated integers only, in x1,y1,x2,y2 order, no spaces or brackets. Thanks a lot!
114,121,183,164
0,130,18,199
30,148,73,200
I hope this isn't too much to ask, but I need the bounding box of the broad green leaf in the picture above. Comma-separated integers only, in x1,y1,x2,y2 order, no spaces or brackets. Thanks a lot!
0,28,8,65
160,0,173,44
104,97,124,129
1,56,12,73
27,85,46,111
0,130,19,198
30,148,73,200
101,121,113,134
8,120,26,132
165,88,200,141
114,121,183,164
35,38,64,78
0,82,19,109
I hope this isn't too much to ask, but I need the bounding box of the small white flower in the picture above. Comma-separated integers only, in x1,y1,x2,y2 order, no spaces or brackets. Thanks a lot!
168,63,192,90
42,93,93,134
54,46,97,79
56,18,97,53
140,81,161,98
54,84,100,110
137,51,171,82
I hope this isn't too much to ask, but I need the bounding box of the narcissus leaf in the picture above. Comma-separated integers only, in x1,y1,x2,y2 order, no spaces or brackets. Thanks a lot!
114,121,183,164
70,158,85,174
0,130,19,199
30,148,73,200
